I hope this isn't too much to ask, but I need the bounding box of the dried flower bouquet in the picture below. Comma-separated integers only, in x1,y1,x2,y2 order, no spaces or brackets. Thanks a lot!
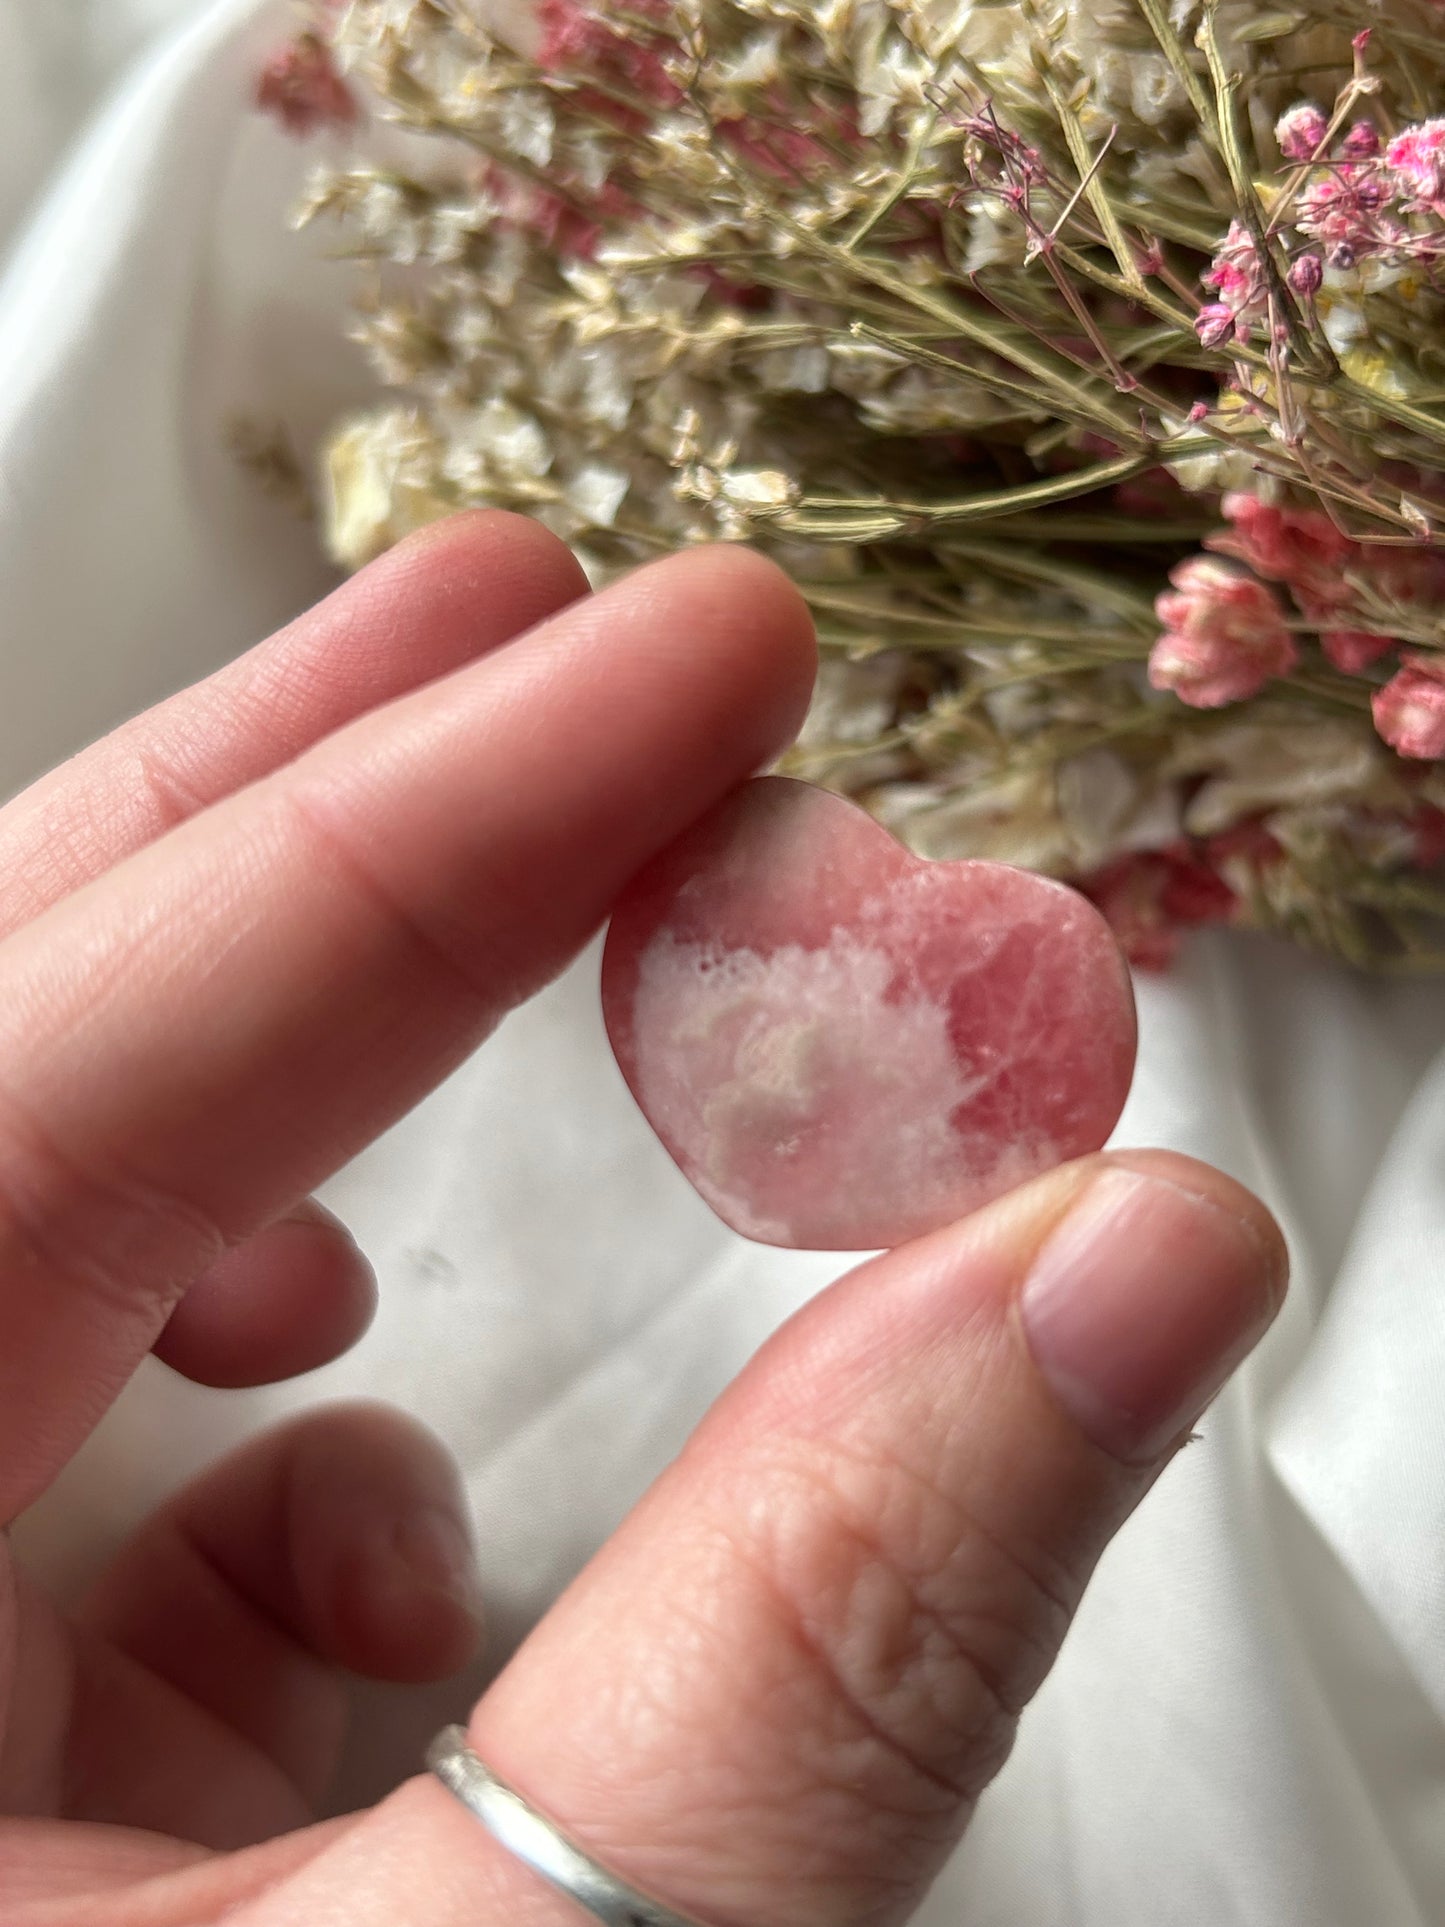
259,0,1445,969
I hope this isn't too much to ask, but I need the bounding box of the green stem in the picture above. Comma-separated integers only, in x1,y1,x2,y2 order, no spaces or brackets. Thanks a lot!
802,591,1148,653
842,106,939,252
1036,67,1141,289
808,233,1146,438
1132,0,1223,143
933,535,1165,622
778,449,1160,536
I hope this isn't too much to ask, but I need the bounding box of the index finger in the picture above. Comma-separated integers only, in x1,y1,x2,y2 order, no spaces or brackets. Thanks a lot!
0,545,816,1522
0,512,588,936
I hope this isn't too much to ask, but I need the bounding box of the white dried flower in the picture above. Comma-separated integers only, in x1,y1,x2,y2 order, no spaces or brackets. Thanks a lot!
892,768,1076,871
324,409,451,569
1173,722,1387,835
499,88,554,167
563,459,631,527
718,467,800,512
289,0,1445,968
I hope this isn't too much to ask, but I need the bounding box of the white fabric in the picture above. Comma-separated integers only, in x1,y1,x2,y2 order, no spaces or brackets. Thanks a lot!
0,0,204,264
3,5,1445,1920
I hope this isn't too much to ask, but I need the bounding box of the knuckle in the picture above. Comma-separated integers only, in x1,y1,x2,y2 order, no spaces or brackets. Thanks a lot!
129,739,209,837
740,1437,1078,1810
0,1081,229,1334
277,786,499,1015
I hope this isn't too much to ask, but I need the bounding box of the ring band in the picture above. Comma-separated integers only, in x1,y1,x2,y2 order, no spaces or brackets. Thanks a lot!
426,1725,715,1926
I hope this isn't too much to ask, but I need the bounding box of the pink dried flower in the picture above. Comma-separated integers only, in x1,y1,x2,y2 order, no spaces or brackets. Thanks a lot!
1367,544,1445,611
1386,120,1445,206
256,32,357,136
695,263,771,309
1195,302,1237,348
1150,557,1299,708
538,0,681,102
1208,492,1356,610
1301,545,1445,665
1373,652,1445,757
484,166,637,258
1157,847,1240,926
1342,120,1380,160
1079,856,1182,970
1081,848,1238,970
1321,628,1394,673
722,116,844,181
1276,103,1329,162
1207,819,1287,874
1297,170,1404,259
1288,251,1323,296
1203,220,1266,330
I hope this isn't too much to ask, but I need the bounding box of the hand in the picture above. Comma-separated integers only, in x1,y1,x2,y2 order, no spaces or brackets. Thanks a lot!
0,513,1286,1926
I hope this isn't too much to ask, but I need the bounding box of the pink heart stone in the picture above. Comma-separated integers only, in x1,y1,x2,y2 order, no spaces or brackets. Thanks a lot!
602,778,1137,1251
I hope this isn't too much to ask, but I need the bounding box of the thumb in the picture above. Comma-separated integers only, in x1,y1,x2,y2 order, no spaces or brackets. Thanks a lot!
249,1149,1285,1927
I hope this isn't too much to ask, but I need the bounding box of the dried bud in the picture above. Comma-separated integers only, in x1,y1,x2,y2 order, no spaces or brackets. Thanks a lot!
1387,120,1445,205
1080,851,1237,971
1373,653,1445,759
1275,103,1329,162
1322,629,1393,675
1209,491,1355,607
256,32,357,138
1341,119,1380,160
1288,251,1323,296
1150,558,1298,708
1194,303,1237,349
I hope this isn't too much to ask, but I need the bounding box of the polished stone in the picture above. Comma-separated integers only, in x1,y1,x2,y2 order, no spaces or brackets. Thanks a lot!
603,779,1137,1250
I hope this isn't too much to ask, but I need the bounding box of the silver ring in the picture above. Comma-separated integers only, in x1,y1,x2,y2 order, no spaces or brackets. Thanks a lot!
426,1725,716,1926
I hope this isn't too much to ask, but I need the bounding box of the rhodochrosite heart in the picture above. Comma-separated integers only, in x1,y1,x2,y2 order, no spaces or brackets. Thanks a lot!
602,778,1137,1250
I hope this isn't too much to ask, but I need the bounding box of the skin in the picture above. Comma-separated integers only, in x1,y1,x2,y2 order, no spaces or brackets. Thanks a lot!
0,512,1287,1925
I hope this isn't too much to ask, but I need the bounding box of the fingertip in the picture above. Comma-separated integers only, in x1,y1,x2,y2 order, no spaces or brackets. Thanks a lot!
383,510,591,606
546,543,816,804
654,539,817,635
640,542,819,741
337,1504,486,1684
289,1403,485,1684
1007,1151,1288,1464
352,512,592,645
154,1205,378,1389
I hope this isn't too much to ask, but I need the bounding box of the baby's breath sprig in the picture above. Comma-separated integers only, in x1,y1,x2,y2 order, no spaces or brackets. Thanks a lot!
257,0,1445,969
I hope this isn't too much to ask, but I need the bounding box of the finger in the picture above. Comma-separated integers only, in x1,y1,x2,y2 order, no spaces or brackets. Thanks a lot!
0,1817,207,1911
250,1152,1286,1927
0,511,588,937
0,1816,348,1922
0,545,816,1520
154,1201,378,1388
76,1404,482,1836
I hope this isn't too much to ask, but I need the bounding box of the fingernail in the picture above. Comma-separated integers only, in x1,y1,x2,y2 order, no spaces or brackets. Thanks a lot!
283,1199,366,1252
388,1506,485,1622
1019,1168,1283,1463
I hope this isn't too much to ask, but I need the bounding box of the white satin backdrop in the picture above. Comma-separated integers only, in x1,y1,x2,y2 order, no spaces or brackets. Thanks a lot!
3,6,1445,1921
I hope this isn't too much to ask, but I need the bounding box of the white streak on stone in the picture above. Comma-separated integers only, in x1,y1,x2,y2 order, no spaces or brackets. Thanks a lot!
628,926,1046,1248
